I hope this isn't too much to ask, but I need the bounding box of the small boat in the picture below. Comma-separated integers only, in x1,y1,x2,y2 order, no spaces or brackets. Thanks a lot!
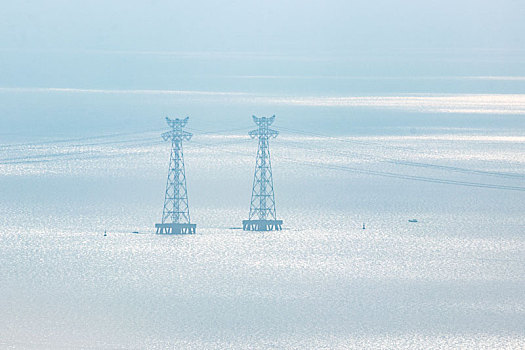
408,219,418,223
132,231,139,234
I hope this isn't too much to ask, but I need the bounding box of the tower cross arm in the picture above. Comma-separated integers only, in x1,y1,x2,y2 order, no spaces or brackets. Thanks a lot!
267,128,278,138
161,131,172,141
249,128,279,139
162,130,193,141
181,131,193,141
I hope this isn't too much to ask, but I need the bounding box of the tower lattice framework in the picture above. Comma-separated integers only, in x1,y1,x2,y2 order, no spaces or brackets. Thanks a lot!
155,117,196,234
243,115,283,231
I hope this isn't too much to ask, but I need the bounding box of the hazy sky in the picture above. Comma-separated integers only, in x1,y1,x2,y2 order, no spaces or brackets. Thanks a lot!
1,0,524,53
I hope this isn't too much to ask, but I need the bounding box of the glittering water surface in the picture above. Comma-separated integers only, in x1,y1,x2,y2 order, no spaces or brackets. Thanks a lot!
0,128,524,349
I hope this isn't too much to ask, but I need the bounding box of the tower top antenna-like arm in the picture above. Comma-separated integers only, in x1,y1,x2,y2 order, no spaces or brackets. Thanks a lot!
249,115,279,139
162,116,192,141
166,116,189,129
252,115,275,126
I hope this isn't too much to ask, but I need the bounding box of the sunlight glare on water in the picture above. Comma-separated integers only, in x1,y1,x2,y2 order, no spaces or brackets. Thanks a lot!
1,125,524,348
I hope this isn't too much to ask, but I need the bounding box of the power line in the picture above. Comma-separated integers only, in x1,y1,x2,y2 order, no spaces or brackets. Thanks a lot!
278,137,525,180
2,127,523,192
276,125,415,151
189,140,525,192
0,137,248,165
276,127,524,179
187,126,252,135
0,128,165,150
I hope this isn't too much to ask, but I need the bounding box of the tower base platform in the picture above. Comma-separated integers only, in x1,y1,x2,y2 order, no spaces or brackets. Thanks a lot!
155,223,196,234
242,220,283,231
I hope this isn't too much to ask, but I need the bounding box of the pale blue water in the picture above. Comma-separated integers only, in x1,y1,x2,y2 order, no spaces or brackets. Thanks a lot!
1,49,525,139
1,51,524,348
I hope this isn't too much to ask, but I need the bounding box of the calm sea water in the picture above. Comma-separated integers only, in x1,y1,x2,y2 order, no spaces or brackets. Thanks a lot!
0,51,524,348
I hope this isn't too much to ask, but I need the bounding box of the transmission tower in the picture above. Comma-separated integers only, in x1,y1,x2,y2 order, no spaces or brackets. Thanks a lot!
155,117,196,234
243,115,283,231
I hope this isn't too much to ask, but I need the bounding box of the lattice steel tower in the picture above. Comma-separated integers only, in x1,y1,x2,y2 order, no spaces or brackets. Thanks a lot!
243,115,283,231
155,117,196,234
